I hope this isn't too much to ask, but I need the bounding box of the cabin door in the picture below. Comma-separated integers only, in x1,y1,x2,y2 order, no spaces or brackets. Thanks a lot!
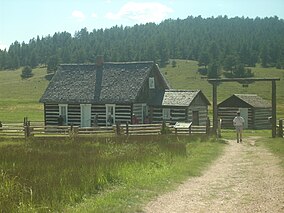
106,104,115,126
239,108,248,128
59,104,68,125
192,111,199,125
81,104,91,127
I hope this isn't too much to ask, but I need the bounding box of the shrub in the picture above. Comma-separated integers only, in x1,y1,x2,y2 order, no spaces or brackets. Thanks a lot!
21,66,33,79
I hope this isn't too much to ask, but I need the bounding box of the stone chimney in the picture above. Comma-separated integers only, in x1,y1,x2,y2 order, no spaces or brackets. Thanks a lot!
96,55,104,67
94,55,104,102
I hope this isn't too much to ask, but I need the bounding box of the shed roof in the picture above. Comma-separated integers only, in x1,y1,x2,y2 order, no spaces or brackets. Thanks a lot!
40,62,169,104
149,90,210,107
218,94,271,108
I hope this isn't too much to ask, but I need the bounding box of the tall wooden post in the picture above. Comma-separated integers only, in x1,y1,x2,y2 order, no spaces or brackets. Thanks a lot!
212,83,218,134
272,80,276,138
279,119,283,137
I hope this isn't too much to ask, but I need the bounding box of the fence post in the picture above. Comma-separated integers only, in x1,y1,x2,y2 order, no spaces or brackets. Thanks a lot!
73,126,79,137
189,125,191,135
116,122,121,135
69,124,73,137
24,121,30,138
217,118,222,138
279,119,283,137
161,120,167,134
206,117,210,135
126,122,129,135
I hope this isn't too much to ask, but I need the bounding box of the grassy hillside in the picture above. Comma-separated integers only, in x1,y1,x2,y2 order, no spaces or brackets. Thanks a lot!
0,60,283,122
0,67,49,122
161,60,284,118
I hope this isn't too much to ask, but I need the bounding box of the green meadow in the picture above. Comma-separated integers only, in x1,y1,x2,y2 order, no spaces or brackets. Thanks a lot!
0,135,224,212
0,67,48,122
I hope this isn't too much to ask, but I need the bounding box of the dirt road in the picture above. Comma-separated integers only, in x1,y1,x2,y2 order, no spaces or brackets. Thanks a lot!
143,137,284,213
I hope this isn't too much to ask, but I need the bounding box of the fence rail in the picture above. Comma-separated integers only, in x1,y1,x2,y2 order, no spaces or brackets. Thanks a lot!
0,123,25,138
0,122,209,139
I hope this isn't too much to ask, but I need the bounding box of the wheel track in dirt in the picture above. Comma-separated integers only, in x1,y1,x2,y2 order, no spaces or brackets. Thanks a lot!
143,137,284,213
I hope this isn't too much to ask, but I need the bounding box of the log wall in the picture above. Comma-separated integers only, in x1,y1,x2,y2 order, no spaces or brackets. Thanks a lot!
44,103,132,126
218,107,271,129
151,106,208,125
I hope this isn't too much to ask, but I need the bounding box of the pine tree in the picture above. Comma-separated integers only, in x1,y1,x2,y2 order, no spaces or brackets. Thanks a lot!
21,66,33,79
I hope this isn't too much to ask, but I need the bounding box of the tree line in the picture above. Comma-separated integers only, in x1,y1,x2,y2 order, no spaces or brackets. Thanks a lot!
1,16,284,77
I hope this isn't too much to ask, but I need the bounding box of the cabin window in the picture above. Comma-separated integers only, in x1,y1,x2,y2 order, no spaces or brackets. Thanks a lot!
59,104,68,125
106,104,115,126
163,108,171,120
149,77,155,89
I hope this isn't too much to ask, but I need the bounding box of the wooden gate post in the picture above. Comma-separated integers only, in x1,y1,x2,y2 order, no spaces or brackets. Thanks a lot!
126,122,129,136
279,119,283,137
212,82,218,135
24,121,31,138
272,80,277,138
116,122,121,135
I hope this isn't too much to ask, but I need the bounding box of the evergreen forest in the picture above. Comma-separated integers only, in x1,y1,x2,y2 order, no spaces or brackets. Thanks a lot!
1,16,284,76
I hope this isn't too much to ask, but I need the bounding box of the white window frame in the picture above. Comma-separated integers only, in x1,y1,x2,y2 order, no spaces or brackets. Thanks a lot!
80,104,92,127
141,104,148,123
162,108,171,120
59,104,68,125
106,104,116,126
149,77,155,89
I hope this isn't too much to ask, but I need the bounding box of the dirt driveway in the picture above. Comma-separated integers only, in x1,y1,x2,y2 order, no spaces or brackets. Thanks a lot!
143,137,284,213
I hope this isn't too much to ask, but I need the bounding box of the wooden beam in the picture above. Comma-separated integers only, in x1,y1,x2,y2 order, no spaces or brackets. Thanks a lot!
212,83,218,134
272,80,276,138
208,77,280,83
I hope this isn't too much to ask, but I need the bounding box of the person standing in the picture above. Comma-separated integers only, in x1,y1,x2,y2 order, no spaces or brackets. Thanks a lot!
92,114,98,127
132,113,139,124
233,111,245,143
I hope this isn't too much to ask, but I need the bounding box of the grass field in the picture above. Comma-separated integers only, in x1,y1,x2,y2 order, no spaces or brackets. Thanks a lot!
0,135,224,212
0,61,283,122
0,67,48,122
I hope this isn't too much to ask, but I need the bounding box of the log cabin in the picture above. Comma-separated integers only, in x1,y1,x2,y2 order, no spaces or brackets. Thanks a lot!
40,57,210,127
149,90,210,125
218,94,272,129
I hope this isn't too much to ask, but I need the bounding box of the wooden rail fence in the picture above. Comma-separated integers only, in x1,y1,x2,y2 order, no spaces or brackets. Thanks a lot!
0,121,208,138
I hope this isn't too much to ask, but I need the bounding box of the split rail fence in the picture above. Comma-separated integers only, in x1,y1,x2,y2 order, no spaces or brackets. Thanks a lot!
0,121,208,139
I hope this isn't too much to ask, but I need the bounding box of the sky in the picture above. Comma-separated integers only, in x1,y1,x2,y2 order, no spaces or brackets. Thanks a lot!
0,0,283,50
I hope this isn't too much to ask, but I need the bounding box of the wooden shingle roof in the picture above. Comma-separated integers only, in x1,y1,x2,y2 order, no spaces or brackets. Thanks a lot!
218,94,271,108
149,90,210,107
40,61,167,104
234,94,271,108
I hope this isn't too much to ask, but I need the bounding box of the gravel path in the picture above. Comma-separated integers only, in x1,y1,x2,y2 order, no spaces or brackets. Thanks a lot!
143,137,284,213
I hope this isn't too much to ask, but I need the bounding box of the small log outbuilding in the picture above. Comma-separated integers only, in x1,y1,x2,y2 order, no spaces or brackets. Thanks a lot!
149,90,210,125
40,59,210,127
218,94,272,129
